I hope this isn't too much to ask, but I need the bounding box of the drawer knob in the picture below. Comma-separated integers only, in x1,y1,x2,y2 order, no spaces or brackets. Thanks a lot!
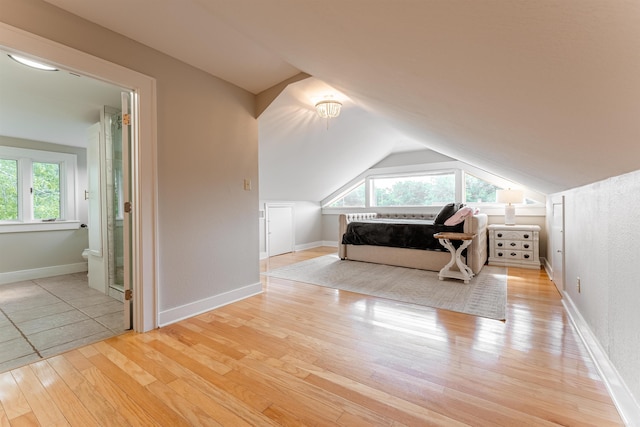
511,252,517,256
523,234,530,239
524,244,530,249
497,233,503,238
524,254,530,259
498,243,503,247
510,242,516,246
498,252,503,257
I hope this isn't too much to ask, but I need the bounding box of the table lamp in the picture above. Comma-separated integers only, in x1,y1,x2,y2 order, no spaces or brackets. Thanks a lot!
496,189,523,225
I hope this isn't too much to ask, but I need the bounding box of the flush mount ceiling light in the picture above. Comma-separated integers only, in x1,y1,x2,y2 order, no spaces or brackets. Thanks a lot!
315,99,342,118
8,54,58,71
315,99,342,129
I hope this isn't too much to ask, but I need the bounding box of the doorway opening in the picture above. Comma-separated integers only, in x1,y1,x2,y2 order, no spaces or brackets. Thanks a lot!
0,23,158,371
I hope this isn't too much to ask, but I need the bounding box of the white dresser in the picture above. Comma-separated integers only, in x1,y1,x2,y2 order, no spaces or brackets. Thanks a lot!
488,224,541,269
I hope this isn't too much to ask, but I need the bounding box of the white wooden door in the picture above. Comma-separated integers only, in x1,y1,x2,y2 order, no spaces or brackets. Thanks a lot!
87,122,107,294
267,204,294,256
551,197,565,293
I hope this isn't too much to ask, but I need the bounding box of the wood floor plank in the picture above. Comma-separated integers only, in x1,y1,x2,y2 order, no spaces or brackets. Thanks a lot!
1,248,624,426
46,355,131,427
10,365,69,426
0,372,31,420
29,360,101,427
86,352,190,426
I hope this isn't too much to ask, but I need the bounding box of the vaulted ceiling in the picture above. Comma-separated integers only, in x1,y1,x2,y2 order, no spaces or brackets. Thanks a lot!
21,1,640,199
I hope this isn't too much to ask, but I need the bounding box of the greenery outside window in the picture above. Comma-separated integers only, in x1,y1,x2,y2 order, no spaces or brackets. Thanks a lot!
464,173,501,204
371,172,455,207
0,158,18,221
327,181,365,208
32,162,61,219
0,146,77,227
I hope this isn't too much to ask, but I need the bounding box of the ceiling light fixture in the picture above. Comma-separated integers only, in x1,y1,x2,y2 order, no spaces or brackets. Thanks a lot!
8,54,58,71
315,99,342,129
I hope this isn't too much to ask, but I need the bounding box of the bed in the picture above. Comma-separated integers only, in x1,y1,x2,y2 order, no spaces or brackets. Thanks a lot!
338,210,488,274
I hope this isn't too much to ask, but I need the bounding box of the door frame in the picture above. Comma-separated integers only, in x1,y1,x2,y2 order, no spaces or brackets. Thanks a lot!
0,23,158,332
550,194,565,293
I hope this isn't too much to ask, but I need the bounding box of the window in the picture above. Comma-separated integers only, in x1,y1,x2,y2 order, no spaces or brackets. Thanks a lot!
464,173,501,203
0,146,77,228
322,161,545,210
32,161,61,219
371,172,455,207
327,181,365,207
0,158,18,220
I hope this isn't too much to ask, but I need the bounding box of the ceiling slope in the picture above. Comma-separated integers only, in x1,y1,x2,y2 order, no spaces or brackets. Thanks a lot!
42,0,640,195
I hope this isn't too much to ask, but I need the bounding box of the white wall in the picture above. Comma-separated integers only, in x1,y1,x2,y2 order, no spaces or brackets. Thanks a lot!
550,168,640,419
2,0,260,324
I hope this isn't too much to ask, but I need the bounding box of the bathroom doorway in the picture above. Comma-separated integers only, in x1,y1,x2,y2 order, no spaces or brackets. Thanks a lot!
1,22,158,334
0,46,135,348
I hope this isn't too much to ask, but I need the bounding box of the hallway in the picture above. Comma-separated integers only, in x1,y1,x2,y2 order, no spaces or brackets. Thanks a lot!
0,273,124,372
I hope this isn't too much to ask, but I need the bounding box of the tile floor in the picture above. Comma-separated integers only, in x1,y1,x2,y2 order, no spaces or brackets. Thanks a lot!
0,272,124,373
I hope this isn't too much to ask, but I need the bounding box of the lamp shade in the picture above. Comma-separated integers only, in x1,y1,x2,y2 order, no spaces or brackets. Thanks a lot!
496,189,523,205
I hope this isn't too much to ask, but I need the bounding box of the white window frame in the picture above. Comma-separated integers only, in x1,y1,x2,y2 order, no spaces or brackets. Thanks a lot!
369,169,457,208
0,145,79,233
322,160,546,215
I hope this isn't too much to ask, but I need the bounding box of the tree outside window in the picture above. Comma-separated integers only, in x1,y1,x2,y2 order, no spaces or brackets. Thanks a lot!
32,162,61,219
465,173,501,203
0,158,18,220
372,173,455,207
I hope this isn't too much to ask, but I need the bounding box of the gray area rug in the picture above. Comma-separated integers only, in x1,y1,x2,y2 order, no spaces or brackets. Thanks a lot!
263,254,507,320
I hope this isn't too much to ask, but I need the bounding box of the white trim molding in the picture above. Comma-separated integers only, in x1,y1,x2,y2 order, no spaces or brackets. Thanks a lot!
563,293,640,426
158,282,262,327
0,263,87,286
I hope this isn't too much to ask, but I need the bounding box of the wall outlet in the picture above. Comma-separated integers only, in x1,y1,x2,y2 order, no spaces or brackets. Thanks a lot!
243,179,251,191
577,277,581,293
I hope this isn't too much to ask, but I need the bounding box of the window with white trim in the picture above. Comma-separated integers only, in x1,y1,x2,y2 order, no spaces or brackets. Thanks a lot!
371,171,455,207
0,146,77,224
322,162,545,209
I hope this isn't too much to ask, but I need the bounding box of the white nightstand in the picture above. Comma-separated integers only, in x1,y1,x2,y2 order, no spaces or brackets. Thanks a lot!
488,224,541,269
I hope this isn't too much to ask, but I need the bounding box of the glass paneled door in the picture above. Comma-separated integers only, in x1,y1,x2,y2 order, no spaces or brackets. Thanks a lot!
104,92,133,329
119,92,133,330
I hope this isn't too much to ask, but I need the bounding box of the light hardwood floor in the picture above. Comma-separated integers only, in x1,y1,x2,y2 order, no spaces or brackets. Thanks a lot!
0,247,623,426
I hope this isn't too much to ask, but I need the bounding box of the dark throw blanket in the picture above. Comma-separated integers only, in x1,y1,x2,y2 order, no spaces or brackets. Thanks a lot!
341,218,464,251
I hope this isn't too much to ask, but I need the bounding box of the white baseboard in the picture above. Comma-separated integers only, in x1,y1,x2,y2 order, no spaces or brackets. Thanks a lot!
293,241,338,252
294,241,324,251
562,293,640,426
260,251,268,260
158,282,262,327
0,262,88,285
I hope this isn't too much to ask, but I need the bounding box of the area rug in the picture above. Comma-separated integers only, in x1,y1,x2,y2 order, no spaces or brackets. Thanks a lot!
263,254,507,320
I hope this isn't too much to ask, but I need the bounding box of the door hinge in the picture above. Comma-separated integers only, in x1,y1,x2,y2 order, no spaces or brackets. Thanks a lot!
125,289,133,300
122,113,131,125
124,201,132,213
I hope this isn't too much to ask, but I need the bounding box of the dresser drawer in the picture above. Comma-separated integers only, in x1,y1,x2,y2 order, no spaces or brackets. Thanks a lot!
496,240,523,250
495,250,534,261
494,230,534,240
